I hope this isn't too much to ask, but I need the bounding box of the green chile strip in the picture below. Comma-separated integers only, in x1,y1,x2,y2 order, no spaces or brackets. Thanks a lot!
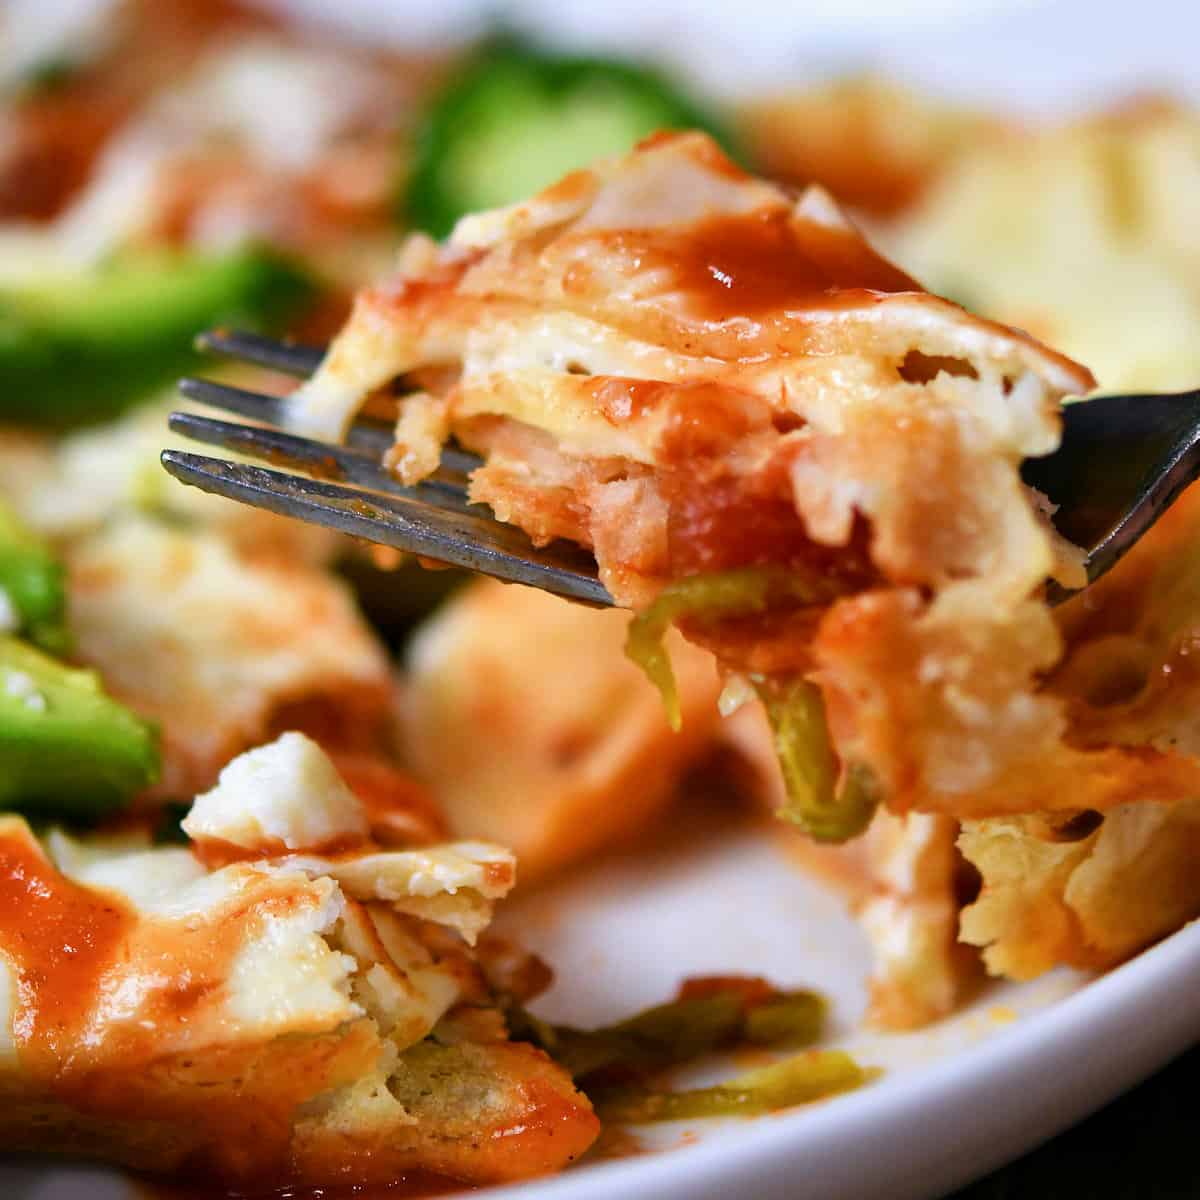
595,1050,875,1122
624,567,878,842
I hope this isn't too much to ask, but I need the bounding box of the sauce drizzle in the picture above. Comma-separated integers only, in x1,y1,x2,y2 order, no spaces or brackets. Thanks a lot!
611,210,920,323
0,827,133,1078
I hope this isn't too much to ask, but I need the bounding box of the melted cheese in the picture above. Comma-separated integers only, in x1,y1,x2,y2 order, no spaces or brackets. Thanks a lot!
960,799,1200,979
0,736,591,1184
289,132,1132,829
280,843,516,946
67,516,392,797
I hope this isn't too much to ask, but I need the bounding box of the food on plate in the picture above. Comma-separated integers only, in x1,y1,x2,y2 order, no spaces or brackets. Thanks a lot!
405,35,739,238
511,976,827,1077
593,1051,872,1122
0,247,312,428
738,76,1006,216
954,478,1200,979
0,635,159,818
1,0,433,258
288,129,1107,843
66,515,396,798
722,700,975,1027
0,731,599,1186
401,577,721,881
0,0,443,430
0,497,67,652
0,397,343,562
4,1,1200,1187
0,500,160,818
0,0,273,221
889,101,1200,391
509,974,871,1120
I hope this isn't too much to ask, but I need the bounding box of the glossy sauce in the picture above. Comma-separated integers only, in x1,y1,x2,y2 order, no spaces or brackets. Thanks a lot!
0,828,134,1077
614,210,920,324
474,1076,602,1180
0,824,376,1178
588,378,760,451
190,831,367,869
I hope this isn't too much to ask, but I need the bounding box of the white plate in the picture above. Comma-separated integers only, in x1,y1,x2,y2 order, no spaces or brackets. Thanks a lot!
5,813,1199,1198
490,816,1200,1200
6,3,1200,1197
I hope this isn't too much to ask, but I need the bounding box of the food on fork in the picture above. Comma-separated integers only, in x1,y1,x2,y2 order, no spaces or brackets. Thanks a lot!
5,3,1200,1189
292,131,1200,843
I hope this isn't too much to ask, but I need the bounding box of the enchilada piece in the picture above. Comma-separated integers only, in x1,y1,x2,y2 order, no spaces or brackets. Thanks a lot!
401,577,721,882
0,732,597,1186
288,132,1200,843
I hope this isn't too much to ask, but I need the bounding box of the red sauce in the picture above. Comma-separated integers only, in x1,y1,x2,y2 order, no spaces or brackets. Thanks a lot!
662,473,819,575
190,832,369,870
330,754,448,846
0,825,380,1176
588,377,675,424
610,210,919,324
476,1077,601,1180
588,378,760,454
0,828,134,1078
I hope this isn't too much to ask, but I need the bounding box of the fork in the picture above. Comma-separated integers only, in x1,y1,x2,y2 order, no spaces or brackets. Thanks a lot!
163,329,1200,608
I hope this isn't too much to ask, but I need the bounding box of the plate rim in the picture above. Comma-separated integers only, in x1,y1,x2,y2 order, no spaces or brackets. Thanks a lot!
482,920,1200,1200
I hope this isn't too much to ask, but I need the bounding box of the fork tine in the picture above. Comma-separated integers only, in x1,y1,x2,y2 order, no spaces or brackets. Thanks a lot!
160,450,614,606
167,411,473,507
178,376,482,484
195,328,325,377
180,375,296,428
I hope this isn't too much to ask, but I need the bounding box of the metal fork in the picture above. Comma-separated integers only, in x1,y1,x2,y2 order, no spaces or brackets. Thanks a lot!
163,330,614,605
163,329,1200,607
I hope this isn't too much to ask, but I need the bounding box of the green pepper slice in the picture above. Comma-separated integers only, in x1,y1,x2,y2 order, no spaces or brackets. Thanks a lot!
405,35,742,238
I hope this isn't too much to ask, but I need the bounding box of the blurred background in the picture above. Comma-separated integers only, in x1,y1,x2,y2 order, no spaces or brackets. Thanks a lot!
3,0,1198,405
0,2,1198,1195
3,0,1200,877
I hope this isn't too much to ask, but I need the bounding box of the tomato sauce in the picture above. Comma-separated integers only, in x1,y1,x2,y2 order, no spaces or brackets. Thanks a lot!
0,827,134,1078
611,209,919,325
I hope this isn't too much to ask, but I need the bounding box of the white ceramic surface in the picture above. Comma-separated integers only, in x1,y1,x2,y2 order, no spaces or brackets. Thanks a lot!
4,814,1199,1198
273,0,1200,112
488,819,1200,1200
5,2,1200,1197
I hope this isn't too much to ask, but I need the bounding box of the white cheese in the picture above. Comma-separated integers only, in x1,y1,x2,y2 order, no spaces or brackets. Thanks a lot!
183,731,369,854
